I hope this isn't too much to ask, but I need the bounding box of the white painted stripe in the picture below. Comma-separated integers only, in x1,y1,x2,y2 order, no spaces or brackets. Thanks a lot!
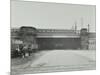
37,36,80,38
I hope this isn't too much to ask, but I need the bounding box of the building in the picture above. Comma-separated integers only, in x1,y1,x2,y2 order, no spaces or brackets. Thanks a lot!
88,33,96,50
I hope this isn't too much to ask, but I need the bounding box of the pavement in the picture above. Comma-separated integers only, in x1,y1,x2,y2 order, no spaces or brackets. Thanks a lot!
11,51,47,69
11,50,96,75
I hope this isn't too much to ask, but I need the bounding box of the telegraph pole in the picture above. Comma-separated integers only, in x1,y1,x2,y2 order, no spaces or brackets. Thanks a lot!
88,24,90,33
75,21,77,33
81,17,84,29
87,24,90,50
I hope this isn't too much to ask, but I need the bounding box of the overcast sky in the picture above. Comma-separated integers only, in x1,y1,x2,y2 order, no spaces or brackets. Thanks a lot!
11,1,96,32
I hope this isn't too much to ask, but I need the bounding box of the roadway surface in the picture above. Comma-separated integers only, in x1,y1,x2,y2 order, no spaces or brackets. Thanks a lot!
11,50,96,74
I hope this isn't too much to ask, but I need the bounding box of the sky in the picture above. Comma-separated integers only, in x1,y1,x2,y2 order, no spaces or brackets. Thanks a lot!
11,0,96,32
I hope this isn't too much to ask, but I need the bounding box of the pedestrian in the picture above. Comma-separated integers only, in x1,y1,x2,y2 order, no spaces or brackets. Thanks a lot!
15,46,19,57
28,45,32,56
22,45,27,58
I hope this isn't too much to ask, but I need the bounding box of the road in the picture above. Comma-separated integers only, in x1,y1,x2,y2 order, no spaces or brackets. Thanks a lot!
11,50,96,74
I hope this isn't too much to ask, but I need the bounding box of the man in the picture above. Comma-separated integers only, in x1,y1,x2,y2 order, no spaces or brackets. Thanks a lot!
28,45,32,56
